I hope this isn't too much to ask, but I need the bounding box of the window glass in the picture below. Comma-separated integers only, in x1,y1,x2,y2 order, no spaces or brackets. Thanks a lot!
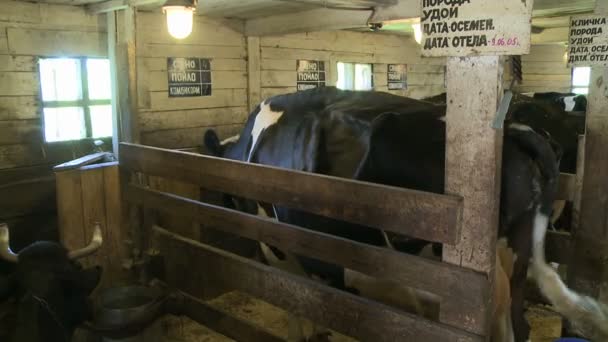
572,87,589,95
355,64,373,90
87,59,112,100
43,107,86,142
39,57,113,142
89,105,113,138
572,67,591,87
39,58,82,102
337,62,372,91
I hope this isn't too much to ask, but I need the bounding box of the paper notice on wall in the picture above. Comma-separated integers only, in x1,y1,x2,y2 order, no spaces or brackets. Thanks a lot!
387,64,407,90
420,0,533,57
568,15,608,67
297,60,326,91
167,57,212,98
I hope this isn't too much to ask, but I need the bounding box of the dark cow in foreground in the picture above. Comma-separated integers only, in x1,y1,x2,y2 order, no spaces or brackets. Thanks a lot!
204,87,606,341
0,223,103,342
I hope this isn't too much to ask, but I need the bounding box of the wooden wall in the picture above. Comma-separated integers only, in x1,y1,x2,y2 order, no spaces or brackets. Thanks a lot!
258,31,446,100
136,12,249,149
0,1,107,245
516,44,572,94
0,1,107,171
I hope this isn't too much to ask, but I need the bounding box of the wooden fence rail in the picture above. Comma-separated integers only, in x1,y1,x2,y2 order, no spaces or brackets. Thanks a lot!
126,184,488,328
120,143,463,245
154,226,484,342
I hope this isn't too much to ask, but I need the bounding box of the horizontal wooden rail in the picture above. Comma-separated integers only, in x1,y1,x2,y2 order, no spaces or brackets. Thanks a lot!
126,184,488,329
153,226,483,342
557,173,576,201
120,143,463,244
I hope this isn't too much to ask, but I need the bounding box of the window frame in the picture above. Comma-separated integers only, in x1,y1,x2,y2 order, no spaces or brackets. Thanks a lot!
38,56,113,143
336,61,374,91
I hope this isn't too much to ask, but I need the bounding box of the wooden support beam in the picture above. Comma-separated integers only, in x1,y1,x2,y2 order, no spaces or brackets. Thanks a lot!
154,226,484,342
112,8,140,144
568,68,608,300
245,8,373,37
88,0,165,15
442,56,503,336
247,36,261,112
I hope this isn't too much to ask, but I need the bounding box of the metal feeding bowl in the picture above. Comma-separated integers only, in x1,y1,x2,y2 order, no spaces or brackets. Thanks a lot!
92,285,167,339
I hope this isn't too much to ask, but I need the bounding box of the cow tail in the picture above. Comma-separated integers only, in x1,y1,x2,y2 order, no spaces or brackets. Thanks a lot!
508,123,608,339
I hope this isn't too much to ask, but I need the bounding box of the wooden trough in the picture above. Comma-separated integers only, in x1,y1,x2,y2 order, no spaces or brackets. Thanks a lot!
118,142,492,341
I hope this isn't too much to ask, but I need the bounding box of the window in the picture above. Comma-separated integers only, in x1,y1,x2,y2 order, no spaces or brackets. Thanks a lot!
39,58,112,142
572,66,591,95
336,62,373,91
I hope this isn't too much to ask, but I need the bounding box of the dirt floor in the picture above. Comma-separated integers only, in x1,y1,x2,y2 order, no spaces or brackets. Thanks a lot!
145,291,561,342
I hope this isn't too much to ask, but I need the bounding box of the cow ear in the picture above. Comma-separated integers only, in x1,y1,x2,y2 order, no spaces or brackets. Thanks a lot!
204,130,221,156
0,274,16,301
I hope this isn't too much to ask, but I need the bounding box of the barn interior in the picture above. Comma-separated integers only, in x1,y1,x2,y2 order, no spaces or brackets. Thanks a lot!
0,0,606,341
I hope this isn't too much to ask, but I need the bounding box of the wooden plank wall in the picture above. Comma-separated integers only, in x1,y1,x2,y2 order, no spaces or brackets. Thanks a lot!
259,31,446,100
0,1,108,241
516,44,572,94
136,13,249,149
0,0,107,171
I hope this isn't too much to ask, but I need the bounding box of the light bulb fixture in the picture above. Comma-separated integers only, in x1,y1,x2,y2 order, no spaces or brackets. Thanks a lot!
412,23,422,45
163,0,197,40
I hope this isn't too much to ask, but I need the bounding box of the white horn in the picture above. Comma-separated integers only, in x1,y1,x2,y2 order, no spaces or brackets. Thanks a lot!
0,223,18,263
68,223,103,260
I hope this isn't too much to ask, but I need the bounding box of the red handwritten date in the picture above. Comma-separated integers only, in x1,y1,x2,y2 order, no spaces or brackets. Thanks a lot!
491,37,520,47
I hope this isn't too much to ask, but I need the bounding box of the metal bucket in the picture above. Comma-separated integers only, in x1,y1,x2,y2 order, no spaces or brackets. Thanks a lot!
92,285,167,341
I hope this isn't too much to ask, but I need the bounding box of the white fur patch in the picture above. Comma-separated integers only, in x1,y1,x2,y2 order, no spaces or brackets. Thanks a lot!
564,96,576,112
508,123,534,132
249,101,284,161
532,208,549,263
220,134,240,145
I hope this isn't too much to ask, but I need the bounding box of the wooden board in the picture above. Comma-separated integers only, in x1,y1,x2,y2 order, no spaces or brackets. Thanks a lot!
0,120,41,145
247,36,261,112
0,72,38,96
147,89,247,112
139,107,248,132
154,226,483,342
7,28,107,57
120,143,463,245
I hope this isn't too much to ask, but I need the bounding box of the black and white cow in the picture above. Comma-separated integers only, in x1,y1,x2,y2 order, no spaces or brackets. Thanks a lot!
204,87,606,341
0,223,103,342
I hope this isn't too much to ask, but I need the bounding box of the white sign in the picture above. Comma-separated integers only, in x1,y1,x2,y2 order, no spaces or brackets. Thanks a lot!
568,15,608,67
420,0,533,57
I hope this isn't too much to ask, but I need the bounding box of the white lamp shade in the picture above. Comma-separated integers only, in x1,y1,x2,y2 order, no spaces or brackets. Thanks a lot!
164,6,194,39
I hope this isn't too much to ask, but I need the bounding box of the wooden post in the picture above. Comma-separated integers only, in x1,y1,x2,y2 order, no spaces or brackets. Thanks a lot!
108,7,140,150
567,45,608,304
107,12,120,157
442,56,504,335
247,36,261,112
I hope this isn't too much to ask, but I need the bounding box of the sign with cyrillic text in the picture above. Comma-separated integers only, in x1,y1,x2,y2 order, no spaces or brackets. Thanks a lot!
420,0,533,57
568,15,608,67
167,57,212,97
387,64,407,90
297,60,326,91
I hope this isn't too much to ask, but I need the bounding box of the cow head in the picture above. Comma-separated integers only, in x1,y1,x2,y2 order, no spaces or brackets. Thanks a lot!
0,223,103,342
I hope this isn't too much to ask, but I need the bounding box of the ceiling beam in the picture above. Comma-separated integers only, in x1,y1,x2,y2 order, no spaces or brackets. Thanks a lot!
87,0,165,14
245,8,373,36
